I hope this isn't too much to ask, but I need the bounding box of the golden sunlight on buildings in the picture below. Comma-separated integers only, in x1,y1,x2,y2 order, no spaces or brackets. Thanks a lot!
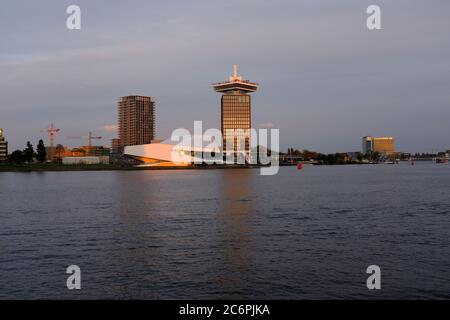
362,135,395,155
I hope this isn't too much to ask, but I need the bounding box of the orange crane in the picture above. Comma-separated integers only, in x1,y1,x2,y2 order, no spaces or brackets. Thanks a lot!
41,123,60,148
67,131,102,147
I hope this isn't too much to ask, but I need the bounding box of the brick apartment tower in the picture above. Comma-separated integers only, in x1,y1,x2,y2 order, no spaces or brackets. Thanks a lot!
117,95,155,151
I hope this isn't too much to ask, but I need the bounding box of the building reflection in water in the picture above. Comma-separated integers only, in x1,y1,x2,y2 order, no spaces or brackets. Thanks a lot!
108,171,167,298
107,169,257,298
215,169,256,295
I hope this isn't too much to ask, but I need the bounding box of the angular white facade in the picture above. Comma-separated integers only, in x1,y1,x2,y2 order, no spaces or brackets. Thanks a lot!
124,138,222,166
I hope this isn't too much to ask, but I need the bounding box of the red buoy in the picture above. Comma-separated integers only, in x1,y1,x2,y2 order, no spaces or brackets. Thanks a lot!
297,163,303,170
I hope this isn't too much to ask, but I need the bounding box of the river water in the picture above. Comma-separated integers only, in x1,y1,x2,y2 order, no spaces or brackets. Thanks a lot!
0,164,449,299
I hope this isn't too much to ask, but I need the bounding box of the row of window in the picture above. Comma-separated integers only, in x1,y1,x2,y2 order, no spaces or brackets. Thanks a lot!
222,95,251,103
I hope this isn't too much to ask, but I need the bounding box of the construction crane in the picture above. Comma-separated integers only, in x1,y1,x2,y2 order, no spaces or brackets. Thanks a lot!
41,123,61,148
67,131,102,147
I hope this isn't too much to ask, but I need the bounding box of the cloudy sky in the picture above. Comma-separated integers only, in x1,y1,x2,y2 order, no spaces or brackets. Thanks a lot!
1,0,449,153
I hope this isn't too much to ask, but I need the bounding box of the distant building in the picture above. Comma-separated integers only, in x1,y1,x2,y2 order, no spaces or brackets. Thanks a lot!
213,65,258,162
62,156,110,165
373,137,395,154
46,145,110,162
362,136,373,155
111,138,121,154
362,135,395,155
81,146,110,157
0,128,8,162
117,95,155,151
346,151,363,161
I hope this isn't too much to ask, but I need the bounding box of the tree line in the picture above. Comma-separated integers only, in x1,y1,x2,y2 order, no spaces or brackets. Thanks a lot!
8,140,47,164
283,148,387,164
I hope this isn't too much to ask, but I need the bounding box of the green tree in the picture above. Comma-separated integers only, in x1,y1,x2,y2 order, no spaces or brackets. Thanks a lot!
356,152,364,162
55,144,65,163
23,141,34,162
36,139,47,162
370,151,380,161
9,150,24,164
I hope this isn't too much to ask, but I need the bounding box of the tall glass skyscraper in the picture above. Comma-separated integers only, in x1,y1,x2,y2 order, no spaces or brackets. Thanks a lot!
213,65,258,162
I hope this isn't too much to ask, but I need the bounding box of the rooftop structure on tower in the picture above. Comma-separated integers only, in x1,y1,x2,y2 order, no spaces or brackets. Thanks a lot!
212,64,259,93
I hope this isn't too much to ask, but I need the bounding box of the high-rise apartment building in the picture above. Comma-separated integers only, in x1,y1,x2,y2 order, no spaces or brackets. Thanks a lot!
0,128,8,162
117,95,155,151
213,65,258,162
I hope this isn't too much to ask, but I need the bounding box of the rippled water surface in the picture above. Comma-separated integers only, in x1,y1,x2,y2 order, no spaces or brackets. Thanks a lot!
1,164,450,299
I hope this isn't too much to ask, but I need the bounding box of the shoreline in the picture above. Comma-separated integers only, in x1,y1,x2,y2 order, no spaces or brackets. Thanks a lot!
0,163,265,172
0,161,429,172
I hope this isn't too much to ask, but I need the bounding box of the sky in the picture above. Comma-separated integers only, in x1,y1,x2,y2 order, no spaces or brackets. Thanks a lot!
1,0,449,153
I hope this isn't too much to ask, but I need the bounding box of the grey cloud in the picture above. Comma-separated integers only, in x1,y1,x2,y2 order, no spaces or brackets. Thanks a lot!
1,0,450,153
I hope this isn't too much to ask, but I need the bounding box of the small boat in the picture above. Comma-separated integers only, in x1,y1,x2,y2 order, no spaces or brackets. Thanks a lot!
435,157,449,164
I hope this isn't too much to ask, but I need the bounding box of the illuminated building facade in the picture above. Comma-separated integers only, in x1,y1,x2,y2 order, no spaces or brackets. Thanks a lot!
118,95,155,151
213,65,258,162
362,135,395,155
0,128,7,162
124,138,221,167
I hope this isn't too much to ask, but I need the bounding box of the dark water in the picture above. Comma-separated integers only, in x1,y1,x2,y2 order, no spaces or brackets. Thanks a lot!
1,164,449,299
